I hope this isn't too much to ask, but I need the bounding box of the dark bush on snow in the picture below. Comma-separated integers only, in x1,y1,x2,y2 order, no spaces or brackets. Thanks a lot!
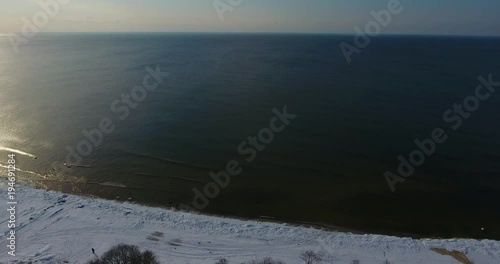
215,258,229,264
244,257,286,264
86,244,160,264
300,251,322,264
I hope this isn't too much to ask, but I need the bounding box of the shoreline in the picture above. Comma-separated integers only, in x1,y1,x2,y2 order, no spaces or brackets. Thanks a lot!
26,180,444,240
10,178,494,240
1,182,500,263
31,179,488,241
35,179,362,233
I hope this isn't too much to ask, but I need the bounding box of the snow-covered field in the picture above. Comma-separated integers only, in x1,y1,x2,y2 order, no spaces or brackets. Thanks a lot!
1,184,500,264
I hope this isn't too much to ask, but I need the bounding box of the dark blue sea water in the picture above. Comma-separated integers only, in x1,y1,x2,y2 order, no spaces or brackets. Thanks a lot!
1,33,500,238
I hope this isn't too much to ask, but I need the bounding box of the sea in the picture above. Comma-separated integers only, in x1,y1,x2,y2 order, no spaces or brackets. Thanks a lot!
1,33,499,239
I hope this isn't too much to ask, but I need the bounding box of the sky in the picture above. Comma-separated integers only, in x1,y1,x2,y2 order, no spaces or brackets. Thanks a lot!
1,0,500,35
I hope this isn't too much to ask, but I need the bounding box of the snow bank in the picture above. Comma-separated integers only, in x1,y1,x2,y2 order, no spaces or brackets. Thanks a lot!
1,184,499,264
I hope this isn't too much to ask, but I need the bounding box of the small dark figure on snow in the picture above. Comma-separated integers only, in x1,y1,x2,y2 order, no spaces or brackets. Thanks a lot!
92,248,96,255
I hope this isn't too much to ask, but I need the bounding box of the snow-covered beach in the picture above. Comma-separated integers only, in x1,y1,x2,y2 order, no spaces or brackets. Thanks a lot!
1,184,499,264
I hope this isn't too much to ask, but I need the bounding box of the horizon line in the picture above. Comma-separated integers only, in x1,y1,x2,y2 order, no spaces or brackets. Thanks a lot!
2,31,500,38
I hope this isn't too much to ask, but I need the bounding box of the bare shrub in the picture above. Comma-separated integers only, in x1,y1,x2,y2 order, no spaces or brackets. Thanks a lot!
215,258,229,264
352,260,360,264
151,231,164,237
168,238,182,246
86,244,160,264
300,251,322,264
245,257,286,264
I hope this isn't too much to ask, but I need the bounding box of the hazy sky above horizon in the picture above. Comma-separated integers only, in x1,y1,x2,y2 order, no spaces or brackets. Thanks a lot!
1,0,500,35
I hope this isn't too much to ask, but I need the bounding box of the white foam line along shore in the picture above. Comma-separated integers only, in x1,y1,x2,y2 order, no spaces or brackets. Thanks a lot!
0,147,37,159
1,183,499,263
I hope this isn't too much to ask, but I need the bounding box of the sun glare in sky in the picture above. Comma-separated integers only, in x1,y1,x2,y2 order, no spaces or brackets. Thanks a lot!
1,0,500,35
